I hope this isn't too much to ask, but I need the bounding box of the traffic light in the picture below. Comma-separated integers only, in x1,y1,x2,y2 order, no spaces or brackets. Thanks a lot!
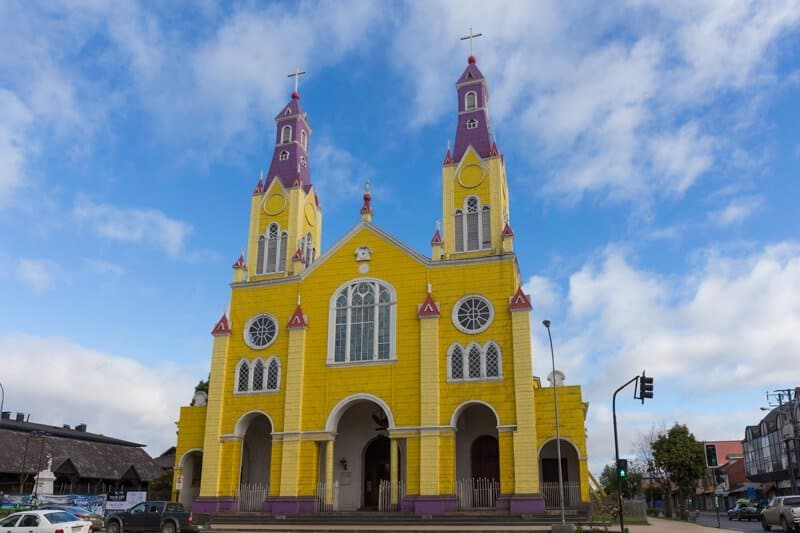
639,372,654,404
617,458,628,478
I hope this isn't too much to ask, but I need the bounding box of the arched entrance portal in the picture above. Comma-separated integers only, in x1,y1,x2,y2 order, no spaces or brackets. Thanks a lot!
178,450,203,509
239,413,273,486
327,398,401,510
454,402,500,509
538,438,580,508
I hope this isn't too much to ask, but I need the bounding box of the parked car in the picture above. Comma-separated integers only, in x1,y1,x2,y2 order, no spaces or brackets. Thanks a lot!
0,509,92,533
37,504,104,530
105,501,196,533
728,500,760,521
760,495,800,531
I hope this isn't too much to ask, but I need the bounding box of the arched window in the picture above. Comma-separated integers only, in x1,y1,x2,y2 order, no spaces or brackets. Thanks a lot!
266,357,280,390
301,130,307,149
252,359,265,391
279,150,289,161
466,118,478,129
260,223,286,274
448,342,502,382
236,360,250,392
465,91,477,110
455,196,491,252
281,125,292,144
329,279,396,363
304,232,313,267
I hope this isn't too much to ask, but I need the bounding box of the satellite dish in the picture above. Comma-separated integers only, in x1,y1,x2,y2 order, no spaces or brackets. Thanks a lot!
547,370,566,386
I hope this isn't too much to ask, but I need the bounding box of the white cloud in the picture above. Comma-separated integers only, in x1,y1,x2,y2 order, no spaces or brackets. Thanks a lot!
74,198,193,258
84,258,126,276
709,195,763,226
0,333,199,453
18,258,61,294
0,90,34,209
311,140,389,210
547,242,800,471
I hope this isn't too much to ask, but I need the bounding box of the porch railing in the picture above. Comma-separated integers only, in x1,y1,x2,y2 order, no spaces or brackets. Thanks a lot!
236,482,268,512
541,481,581,508
377,479,405,511
315,480,340,512
456,477,500,510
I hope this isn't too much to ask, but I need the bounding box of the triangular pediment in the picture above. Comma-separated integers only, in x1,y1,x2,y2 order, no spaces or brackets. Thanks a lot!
453,145,489,176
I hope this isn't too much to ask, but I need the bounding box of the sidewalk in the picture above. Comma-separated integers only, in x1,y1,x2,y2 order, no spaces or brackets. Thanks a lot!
627,517,736,533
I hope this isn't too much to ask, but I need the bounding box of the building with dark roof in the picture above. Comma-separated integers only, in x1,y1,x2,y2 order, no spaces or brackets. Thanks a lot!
0,411,163,495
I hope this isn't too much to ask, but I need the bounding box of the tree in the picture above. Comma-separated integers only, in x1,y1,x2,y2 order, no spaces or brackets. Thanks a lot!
637,424,673,517
599,462,643,499
652,423,706,520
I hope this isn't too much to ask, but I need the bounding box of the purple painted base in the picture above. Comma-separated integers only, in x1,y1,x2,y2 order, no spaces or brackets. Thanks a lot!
266,496,317,515
401,495,458,515
496,493,511,511
191,497,236,514
509,493,546,514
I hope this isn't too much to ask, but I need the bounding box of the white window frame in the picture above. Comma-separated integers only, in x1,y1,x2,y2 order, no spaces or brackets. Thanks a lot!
279,150,289,161
465,91,477,110
327,278,397,365
258,223,287,274
281,125,292,144
243,313,279,350
233,356,281,394
447,341,503,383
466,118,478,129
455,196,491,252
451,294,494,334
301,130,308,149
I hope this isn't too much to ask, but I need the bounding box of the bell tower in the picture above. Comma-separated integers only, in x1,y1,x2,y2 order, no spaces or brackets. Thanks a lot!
438,42,511,260
246,69,323,279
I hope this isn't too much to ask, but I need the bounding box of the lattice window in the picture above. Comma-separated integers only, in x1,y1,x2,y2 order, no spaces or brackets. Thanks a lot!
237,361,249,392
252,360,264,391
266,358,280,390
486,343,499,377
330,279,396,363
451,345,464,380
468,345,482,378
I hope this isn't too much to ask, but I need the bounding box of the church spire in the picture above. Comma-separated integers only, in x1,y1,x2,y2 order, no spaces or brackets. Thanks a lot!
452,29,491,162
265,67,312,190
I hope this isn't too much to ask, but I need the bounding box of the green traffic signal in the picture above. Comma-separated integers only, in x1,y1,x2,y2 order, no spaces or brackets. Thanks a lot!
617,458,628,478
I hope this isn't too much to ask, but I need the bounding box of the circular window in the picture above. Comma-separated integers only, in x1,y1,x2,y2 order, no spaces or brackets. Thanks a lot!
452,295,493,334
244,314,278,349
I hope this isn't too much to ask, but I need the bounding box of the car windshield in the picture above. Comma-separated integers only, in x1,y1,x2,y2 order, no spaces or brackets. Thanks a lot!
45,511,80,524
784,497,800,506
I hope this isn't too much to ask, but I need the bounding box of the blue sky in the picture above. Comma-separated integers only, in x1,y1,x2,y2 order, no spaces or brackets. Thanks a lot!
1,1,799,473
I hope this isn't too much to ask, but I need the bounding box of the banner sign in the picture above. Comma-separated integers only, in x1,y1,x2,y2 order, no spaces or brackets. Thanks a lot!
104,491,146,511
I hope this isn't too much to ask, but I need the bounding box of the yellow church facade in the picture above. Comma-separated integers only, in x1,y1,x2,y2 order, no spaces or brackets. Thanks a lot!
173,54,590,516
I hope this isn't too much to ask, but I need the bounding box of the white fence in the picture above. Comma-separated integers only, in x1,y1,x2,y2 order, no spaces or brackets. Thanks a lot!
315,481,340,512
377,480,405,512
236,482,269,512
456,478,500,510
541,481,581,508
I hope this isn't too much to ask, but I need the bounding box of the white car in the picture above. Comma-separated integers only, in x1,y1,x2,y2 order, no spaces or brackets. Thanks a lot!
0,509,92,533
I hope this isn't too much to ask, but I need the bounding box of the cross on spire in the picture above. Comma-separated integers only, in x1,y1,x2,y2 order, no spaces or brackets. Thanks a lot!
288,66,307,95
460,27,483,57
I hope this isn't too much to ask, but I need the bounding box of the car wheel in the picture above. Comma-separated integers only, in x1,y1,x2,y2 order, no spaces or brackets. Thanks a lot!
107,521,122,533
762,516,772,531
162,522,176,533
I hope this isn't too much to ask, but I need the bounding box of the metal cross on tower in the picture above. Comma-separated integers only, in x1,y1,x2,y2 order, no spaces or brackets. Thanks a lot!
288,66,307,94
460,27,483,57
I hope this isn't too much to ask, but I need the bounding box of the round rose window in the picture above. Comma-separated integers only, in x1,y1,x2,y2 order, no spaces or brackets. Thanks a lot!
452,296,493,334
244,314,278,349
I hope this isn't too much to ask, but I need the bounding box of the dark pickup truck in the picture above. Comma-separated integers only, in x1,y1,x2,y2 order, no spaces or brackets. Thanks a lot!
105,501,197,533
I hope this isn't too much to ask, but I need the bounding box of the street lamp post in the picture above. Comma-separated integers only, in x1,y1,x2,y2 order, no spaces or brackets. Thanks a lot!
543,320,566,526
0,380,5,423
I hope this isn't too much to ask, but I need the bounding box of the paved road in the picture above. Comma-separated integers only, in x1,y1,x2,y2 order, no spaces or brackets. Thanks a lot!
696,511,764,533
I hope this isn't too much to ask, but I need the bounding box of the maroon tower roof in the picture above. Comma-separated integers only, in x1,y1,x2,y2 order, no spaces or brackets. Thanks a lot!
452,56,493,162
265,91,313,189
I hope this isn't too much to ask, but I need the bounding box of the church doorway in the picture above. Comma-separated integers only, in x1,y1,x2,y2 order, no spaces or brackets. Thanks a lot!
453,402,500,509
363,436,391,509
326,395,400,511
538,438,580,508
235,411,273,511
177,450,202,509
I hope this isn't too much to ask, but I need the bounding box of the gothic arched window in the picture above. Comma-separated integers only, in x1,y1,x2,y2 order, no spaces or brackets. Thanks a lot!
266,357,280,390
448,342,502,382
260,223,287,274
329,279,396,363
301,130,308,149
465,91,477,110
236,360,250,392
304,232,314,267
281,125,292,144
455,196,491,252
252,359,265,391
